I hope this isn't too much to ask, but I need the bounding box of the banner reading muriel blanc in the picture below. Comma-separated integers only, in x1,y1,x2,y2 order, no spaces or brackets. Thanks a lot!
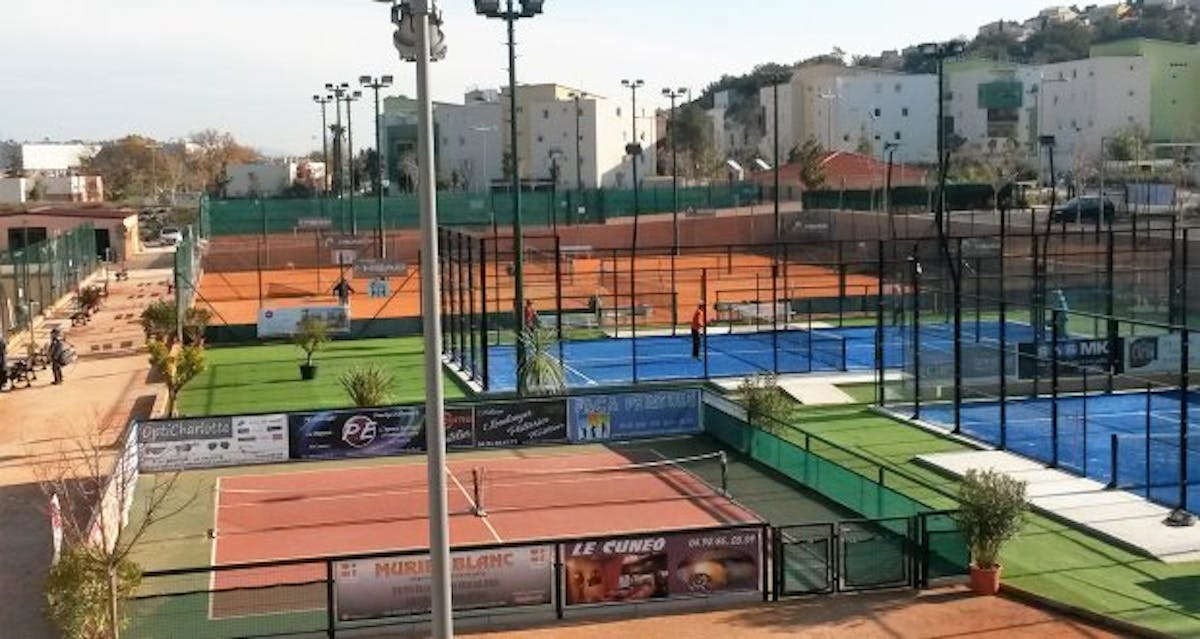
334,545,555,621
563,527,762,605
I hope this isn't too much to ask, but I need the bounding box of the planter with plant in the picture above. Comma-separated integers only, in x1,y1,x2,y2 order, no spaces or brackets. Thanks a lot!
293,317,329,380
956,468,1027,595
517,328,566,396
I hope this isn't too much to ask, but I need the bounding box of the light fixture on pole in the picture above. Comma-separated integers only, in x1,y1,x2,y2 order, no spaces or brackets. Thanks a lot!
474,0,547,393
342,88,364,234
662,87,687,255
361,75,395,257
312,94,334,196
326,82,351,228
374,0,451,636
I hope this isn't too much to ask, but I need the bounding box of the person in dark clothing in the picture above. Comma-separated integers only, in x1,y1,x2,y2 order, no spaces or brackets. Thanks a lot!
691,304,706,360
0,336,7,390
332,278,355,306
49,330,66,385
524,300,540,331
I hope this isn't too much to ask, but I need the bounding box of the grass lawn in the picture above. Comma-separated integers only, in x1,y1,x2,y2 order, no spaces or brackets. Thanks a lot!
177,336,466,417
782,403,1200,638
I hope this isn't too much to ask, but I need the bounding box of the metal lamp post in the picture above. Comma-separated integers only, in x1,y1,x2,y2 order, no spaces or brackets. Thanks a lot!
622,79,645,218
475,0,547,393
344,89,364,233
326,82,350,227
362,75,395,256
567,91,586,224
374,0,451,635
918,39,966,433
662,87,687,255
312,95,334,196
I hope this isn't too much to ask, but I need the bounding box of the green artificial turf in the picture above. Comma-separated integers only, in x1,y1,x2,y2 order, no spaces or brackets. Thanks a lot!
783,403,1200,638
177,336,466,417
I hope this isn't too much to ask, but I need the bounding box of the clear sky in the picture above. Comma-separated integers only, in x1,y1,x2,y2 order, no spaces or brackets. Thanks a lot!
0,0,1056,155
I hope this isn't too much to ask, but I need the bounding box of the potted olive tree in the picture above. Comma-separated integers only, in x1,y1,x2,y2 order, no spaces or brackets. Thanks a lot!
957,468,1027,595
293,316,329,380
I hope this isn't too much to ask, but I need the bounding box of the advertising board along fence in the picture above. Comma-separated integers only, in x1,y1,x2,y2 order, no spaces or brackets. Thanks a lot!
134,387,703,473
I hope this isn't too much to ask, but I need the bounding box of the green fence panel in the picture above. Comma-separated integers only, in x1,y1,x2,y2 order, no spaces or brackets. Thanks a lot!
841,518,912,590
923,512,970,582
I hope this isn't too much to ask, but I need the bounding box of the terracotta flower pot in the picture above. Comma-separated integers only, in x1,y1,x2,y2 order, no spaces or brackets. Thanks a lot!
969,564,1001,595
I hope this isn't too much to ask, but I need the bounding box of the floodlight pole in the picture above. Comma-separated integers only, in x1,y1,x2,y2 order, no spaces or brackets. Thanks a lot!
313,95,333,196
380,0,453,634
363,75,394,257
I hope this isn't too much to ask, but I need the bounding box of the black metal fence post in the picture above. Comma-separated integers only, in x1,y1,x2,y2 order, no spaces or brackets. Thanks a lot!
1109,433,1118,489
953,237,963,435
876,240,885,406
912,254,922,420
1051,309,1061,468
468,236,478,379
702,267,710,379
480,238,490,391
554,236,565,365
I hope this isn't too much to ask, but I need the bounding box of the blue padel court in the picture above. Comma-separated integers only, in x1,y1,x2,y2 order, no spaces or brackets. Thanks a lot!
919,389,1200,510
475,319,1041,391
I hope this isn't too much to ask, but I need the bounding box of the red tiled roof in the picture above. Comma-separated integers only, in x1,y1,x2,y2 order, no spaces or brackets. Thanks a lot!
752,151,929,190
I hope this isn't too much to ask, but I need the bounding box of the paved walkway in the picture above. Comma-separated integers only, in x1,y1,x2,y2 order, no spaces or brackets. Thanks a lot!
457,586,1120,639
918,450,1200,564
0,268,167,638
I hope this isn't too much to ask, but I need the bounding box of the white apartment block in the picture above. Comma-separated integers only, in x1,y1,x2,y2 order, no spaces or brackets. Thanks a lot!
830,72,938,164
1036,56,1152,167
434,91,504,192
18,143,99,174
225,161,326,197
946,64,1044,154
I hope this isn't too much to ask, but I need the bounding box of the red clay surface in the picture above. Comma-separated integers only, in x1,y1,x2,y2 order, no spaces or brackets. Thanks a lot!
212,450,759,596
196,251,878,327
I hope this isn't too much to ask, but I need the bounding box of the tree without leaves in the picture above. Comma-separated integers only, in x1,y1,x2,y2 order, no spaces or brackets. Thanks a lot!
36,419,197,639
186,129,259,196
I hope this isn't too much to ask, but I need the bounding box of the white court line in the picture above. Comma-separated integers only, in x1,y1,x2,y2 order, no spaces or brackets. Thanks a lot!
448,466,502,543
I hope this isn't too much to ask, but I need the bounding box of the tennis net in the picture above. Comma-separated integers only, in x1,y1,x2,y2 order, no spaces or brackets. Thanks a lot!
469,451,728,516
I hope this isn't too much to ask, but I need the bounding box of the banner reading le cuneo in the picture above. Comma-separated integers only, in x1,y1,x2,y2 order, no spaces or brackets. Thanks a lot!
563,527,762,606
334,545,555,621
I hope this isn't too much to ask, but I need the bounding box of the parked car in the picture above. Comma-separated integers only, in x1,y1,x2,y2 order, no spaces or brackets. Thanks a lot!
159,227,183,246
1050,196,1115,223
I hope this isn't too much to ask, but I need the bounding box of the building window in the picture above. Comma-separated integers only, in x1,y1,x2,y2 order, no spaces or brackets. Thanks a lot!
901,107,909,117
543,109,549,119
843,134,851,142
895,83,902,93
873,108,882,117
537,135,543,143
616,107,621,117
873,134,881,141
458,136,465,146
1129,90,1135,97
894,131,902,140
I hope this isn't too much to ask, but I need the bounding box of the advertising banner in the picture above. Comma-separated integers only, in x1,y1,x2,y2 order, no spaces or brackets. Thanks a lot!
1125,334,1200,375
289,407,474,460
354,259,409,278
1016,338,1124,379
473,400,568,448
296,217,333,230
334,545,554,621
138,415,288,472
257,306,351,338
568,390,701,443
563,527,762,605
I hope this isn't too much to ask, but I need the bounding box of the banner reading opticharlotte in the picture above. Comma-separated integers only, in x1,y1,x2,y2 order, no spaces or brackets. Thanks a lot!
138,415,288,471
334,545,554,621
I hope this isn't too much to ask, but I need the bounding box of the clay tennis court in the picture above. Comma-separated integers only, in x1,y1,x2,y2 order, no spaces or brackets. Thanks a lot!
207,449,759,619
194,249,878,328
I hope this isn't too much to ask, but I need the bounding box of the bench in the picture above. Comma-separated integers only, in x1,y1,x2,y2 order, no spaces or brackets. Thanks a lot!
5,359,36,388
114,270,130,282
71,311,90,327
560,245,593,259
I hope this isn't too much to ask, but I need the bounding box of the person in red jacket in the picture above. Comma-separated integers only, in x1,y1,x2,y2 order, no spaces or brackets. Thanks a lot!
691,303,706,360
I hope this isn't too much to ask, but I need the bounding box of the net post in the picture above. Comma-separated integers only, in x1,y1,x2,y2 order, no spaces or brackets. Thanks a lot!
326,560,336,638
1051,309,1061,468
480,238,490,391
553,544,565,619
473,467,487,517
703,268,710,379
875,240,885,406
1146,384,1152,498
912,253,922,420
720,450,729,497
1181,228,1191,512
1109,433,1118,489
772,263,780,374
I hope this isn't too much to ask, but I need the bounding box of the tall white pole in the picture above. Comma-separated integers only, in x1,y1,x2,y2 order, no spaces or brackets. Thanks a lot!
413,0,453,636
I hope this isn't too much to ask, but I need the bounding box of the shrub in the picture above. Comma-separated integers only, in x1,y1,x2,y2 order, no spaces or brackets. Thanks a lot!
957,468,1027,570
44,545,141,639
340,365,395,407
736,373,791,428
